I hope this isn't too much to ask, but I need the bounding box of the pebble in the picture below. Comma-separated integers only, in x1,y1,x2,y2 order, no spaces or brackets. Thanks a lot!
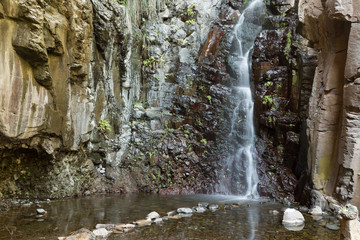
134,219,152,227
154,218,163,224
93,228,111,238
309,206,323,216
269,210,279,215
115,224,135,232
167,210,176,216
326,224,340,231
165,215,182,220
299,206,309,212
195,206,206,213
208,204,219,211
177,208,193,214
36,208,47,215
178,213,193,218
146,211,160,220
95,224,115,230
198,202,209,208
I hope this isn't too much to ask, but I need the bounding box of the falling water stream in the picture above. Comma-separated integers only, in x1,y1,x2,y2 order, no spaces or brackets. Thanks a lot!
216,0,265,198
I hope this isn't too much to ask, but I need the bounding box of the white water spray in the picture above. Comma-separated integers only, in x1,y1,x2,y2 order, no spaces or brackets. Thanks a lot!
216,0,265,199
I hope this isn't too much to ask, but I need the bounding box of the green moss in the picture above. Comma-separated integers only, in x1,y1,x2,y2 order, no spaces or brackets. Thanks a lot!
206,95,212,104
292,70,297,85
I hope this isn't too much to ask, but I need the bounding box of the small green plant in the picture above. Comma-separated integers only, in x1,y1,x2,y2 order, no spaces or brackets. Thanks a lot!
200,136,207,144
118,0,127,6
134,100,147,108
149,150,156,159
186,19,196,25
199,86,205,92
182,3,196,17
98,119,111,135
206,95,212,104
262,95,273,105
177,38,184,45
264,81,272,87
143,56,164,69
143,56,157,68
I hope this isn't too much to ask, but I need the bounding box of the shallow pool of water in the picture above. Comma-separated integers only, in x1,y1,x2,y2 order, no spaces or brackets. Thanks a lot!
0,194,340,239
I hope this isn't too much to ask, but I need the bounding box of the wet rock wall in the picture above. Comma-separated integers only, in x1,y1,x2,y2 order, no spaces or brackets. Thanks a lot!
0,0,226,198
1,0,359,206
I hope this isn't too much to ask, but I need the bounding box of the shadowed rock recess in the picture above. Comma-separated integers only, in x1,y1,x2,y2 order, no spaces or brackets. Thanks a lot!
0,0,360,209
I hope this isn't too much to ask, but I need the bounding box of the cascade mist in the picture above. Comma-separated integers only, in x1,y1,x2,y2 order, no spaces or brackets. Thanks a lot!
215,0,265,198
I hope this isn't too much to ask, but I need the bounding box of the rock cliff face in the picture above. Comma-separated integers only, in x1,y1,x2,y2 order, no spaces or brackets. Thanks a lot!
298,0,360,207
1,0,360,206
0,0,226,198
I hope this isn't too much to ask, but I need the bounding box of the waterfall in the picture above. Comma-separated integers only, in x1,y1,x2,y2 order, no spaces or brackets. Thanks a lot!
216,0,265,198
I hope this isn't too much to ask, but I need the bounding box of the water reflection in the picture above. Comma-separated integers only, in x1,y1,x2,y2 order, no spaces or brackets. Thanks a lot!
0,194,339,240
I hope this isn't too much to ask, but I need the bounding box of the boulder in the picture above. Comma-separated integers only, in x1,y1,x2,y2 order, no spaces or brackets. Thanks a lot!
282,208,305,228
340,204,360,240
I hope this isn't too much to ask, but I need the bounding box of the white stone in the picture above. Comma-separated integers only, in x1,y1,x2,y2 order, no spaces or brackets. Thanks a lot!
179,48,193,64
95,224,114,229
115,224,135,232
177,208,193,214
153,218,163,224
309,206,323,216
146,211,160,220
36,208,46,215
92,228,111,238
195,207,206,213
282,208,305,226
167,210,176,216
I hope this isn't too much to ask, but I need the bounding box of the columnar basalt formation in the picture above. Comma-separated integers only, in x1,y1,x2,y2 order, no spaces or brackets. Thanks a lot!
299,0,360,206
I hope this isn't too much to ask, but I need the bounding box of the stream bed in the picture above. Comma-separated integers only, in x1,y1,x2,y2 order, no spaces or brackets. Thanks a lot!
0,194,340,239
